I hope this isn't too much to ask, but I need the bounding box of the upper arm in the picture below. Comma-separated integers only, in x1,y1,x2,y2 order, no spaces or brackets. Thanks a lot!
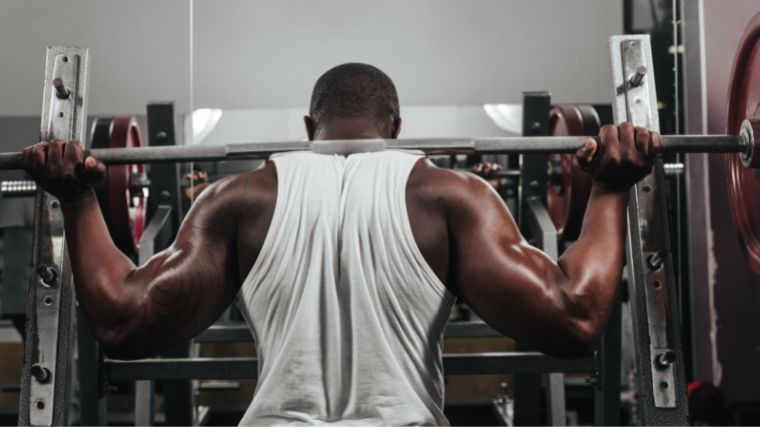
111,175,244,357
445,172,592,356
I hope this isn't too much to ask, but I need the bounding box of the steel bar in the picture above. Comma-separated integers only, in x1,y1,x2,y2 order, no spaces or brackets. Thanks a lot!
19,46,88,427
0,134,746,169
514,92,552,427
104,353,594,381
195,320,502,343
524,193,566,427
611,34,689,424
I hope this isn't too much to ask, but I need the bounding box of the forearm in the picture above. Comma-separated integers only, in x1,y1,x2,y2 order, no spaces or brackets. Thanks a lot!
60,193,142,344
556,184,629,332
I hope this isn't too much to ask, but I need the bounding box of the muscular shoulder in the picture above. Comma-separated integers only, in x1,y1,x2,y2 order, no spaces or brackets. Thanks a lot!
407,158,497,213
199,161,276,208
187,161,277,229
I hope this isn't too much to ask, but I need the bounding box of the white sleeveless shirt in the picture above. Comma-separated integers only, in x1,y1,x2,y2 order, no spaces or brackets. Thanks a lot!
235,150,455,426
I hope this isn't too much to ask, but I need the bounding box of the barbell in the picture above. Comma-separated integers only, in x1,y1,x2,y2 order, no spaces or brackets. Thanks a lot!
0,130,751,169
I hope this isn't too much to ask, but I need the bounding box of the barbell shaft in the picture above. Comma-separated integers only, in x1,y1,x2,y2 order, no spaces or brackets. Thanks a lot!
0,134,747,170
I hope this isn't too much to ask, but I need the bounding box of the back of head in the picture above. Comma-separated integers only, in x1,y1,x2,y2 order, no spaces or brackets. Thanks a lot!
309,63,400,131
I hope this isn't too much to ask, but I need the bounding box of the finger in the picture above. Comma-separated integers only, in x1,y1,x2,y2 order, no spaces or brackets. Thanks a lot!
82,156,106,181
618,122,635,152
575,138,597,164
600,124,618,154
597,125,616,163
63,140,84,165
48,140,63,170
594,125,622,166
651,131,662,158
600,124,618,144
21,146,32,172
635,127,650,157
30,143,47,175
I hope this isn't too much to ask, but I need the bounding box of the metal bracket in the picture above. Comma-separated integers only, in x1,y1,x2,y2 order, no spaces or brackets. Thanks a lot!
146,103,184,231
19,46,89,427
609,35,688,424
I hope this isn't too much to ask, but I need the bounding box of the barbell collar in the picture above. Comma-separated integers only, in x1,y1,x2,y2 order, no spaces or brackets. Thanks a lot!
0,134,749,170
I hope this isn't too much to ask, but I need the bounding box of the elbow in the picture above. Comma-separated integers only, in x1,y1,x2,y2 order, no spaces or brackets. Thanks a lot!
93,324,147,360
95,328,132,359
552,289,604,358
541,324,599,358
529,317,601,359
560,319,601,358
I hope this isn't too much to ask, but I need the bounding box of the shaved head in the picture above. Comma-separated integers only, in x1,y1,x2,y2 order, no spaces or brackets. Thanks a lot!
309,63,400,130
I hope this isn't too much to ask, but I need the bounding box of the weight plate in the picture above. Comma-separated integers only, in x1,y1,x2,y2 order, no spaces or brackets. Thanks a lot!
725,12,760,275
546,105,600,241
90,116,145,254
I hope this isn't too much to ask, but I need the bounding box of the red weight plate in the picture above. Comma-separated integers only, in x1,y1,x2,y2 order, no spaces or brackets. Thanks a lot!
546,105,600,241
90,116,145,254
725,12,760,275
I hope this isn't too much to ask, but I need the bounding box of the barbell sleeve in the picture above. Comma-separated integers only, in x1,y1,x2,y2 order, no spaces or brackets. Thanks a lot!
0,134,748,170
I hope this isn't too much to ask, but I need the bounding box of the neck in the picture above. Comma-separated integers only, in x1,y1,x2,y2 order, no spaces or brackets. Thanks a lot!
313,117,387,140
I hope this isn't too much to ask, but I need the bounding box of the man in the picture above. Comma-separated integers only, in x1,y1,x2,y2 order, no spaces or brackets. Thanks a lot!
21,63,659,425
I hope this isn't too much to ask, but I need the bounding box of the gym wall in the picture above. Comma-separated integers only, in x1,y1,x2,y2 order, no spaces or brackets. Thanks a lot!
0,0,622,119
0,0,191,117
683,0,760,404
192,0,623,110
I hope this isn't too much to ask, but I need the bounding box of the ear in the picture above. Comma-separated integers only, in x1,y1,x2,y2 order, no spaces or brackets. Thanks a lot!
388,116,402,139
304,116,316,141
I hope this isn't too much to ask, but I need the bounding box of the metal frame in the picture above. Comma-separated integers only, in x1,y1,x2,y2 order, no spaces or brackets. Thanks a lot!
196,320,502,343
594,299,622,425
19,46,89,427
133,204,174,426
76,307,104,425
680,0,709,387
610,35,689,424
104,354,594,381
514,91,562,426
524,199,566,427
146,103,184,231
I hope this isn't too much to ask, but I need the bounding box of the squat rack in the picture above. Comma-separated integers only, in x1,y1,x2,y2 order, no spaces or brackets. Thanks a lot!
17,35,689,426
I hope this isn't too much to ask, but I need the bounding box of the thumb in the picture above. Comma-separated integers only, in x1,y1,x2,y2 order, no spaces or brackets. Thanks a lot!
575,138,597,163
